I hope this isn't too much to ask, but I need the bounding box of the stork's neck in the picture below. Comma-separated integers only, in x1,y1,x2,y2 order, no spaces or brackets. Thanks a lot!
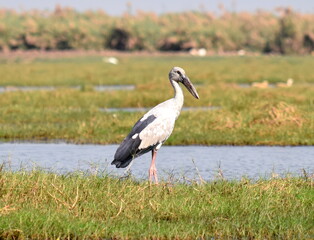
170,80,184,109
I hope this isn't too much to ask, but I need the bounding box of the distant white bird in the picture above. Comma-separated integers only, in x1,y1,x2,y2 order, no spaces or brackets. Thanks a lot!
111,67,200,183
103,57,119,65
237,49,246,56
276,78,294,88
252,80,269,89
198,48,207,56
189,48,207,56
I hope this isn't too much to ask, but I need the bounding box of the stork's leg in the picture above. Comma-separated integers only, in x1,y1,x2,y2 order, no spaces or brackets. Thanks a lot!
149,149,158,184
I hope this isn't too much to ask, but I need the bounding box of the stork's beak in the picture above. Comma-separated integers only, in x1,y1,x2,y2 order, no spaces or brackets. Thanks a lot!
182,76,200,99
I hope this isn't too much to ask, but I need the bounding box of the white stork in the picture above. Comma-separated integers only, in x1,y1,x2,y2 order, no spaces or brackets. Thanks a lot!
111,67,199,183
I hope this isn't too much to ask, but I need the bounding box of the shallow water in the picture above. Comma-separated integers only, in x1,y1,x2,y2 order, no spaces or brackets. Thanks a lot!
0,85,135,93
93,85,135,91
1,143,313,181
0,86,56,92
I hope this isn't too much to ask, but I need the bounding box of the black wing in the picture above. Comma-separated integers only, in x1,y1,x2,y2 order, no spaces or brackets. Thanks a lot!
111,114,157,168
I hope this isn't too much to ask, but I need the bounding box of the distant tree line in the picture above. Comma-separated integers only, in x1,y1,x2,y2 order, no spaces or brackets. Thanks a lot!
0,6,313,54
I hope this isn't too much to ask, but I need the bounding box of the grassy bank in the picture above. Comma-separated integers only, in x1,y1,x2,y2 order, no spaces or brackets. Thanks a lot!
0,170,313,239
0,55,314,145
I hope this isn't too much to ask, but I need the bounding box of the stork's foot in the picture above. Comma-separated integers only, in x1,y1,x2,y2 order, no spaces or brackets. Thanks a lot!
149,165,159,184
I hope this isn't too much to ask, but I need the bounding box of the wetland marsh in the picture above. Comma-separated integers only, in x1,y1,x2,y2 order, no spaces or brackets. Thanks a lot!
0,54,314,145
0,54,313,239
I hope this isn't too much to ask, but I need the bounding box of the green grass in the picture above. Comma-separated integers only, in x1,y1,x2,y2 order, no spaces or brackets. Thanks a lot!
0,170,313,239
1,55,314,86
0,55,314,145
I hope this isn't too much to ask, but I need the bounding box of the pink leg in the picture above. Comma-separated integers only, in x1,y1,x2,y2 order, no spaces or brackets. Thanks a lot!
149,149,158,184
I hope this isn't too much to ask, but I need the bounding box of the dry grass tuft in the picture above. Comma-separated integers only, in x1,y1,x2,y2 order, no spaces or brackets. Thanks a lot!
214,115,243,130
269,102,304,126
254,102,304,127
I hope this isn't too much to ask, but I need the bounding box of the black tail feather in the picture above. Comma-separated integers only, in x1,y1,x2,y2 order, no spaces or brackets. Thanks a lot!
112,114,158,168
111,158,133,168
111,143,157,168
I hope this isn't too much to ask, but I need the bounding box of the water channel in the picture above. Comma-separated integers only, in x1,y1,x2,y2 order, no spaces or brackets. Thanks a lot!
0,143,312,181
0,85,135,93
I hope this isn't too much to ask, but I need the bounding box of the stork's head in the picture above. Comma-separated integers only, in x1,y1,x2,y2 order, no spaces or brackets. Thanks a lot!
169,67,200,99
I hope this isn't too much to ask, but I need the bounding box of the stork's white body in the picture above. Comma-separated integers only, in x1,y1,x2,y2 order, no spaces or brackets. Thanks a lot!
137,81,184,151
111,67,199,183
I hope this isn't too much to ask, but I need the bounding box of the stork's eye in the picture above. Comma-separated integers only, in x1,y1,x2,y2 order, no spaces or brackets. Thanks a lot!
176,71,182,76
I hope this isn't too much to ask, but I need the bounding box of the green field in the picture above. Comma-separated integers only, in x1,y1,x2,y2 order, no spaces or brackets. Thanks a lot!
0,54,314,145
0,170,313,239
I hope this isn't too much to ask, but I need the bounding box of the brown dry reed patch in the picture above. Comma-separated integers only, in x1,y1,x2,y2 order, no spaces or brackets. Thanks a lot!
253,102,304,127
213,114,243,130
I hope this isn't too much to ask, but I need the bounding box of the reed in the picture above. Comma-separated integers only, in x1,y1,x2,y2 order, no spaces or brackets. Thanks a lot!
0,7,314,54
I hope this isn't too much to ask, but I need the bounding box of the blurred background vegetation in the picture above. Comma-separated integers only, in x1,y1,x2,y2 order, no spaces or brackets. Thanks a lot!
0,6,313,54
